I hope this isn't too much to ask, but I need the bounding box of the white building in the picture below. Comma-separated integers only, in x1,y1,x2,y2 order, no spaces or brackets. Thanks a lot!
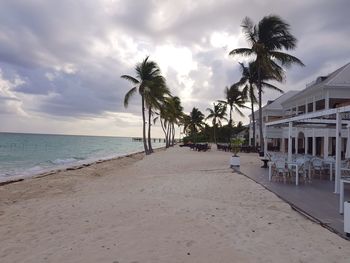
249,62,350,157
248,63,350,194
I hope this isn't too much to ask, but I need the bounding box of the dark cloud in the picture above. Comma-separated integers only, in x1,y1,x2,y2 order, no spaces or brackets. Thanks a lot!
0,0,349,131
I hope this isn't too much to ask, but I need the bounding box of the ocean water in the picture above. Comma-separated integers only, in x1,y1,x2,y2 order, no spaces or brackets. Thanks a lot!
0,133,164,182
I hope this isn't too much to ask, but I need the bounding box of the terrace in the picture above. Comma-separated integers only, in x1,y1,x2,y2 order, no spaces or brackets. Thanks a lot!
239,152,350,239
242,105,350,238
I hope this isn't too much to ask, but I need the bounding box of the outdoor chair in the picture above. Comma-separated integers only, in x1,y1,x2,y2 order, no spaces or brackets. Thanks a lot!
341,159,350,177
195,143,210,152
303,159,312,182
311,157,325,179
272,159,290,183
289,157,310,184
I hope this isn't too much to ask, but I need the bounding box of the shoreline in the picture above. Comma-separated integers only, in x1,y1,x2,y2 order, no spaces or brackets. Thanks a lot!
0,145,166,186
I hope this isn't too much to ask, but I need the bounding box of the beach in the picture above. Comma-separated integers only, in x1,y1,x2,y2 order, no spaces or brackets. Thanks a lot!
0,146,349,263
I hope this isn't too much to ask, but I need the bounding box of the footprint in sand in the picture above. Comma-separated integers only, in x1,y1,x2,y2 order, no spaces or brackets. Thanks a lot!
186,240,195,247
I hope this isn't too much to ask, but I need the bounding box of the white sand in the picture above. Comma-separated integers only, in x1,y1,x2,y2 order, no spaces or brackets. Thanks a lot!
0,146,349,263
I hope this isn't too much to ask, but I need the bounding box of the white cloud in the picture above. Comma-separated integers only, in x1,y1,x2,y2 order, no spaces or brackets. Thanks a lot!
0,71,27,116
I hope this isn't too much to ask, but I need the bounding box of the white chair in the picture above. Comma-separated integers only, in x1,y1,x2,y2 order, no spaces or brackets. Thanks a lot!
311,157,325,179
272,159,290,183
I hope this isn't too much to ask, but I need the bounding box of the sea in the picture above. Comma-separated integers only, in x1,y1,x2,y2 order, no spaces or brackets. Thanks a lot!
0,132,165,182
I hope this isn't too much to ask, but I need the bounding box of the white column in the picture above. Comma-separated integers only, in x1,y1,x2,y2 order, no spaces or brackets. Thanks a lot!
295,131,299,154
324,129,329,158
305,136,308,154
313,97,316,112
305,100,308,113
281,137,285,153
335,112,342,193
288,122,293,162
325,91,330,109
312,129,316,156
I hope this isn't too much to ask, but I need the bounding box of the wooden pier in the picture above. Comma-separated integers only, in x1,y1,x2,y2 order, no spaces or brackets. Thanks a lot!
132,137,166,143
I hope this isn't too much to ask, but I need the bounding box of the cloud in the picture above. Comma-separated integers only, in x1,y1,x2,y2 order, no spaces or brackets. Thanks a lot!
0,0,349,136
0,70,27,115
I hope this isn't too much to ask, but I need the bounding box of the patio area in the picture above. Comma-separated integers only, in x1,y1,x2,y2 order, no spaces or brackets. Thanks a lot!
238,152,350,239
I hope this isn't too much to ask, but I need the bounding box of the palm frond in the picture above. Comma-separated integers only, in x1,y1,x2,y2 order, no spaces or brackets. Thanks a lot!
233,105,245,117
270,51,305,67
120,75,140,84
124,87,137,108
229,48,254,57
261,82,284,93
241,17,257,44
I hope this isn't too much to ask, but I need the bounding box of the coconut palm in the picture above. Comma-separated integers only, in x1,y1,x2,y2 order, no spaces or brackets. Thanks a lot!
144,75,169,153
206,102,228,144
121,56,164,155
218,84,247,128
229,15,304,149
156,95,184,147
236,61,283,146
183,107,205,143
169,96,184,146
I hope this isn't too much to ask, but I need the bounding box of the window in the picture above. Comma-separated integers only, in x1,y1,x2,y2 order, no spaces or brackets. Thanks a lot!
298,105,306,115
315,99,325,111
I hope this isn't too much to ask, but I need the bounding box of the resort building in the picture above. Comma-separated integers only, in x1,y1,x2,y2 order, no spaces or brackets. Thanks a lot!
248,62,350,195
249,62,350,156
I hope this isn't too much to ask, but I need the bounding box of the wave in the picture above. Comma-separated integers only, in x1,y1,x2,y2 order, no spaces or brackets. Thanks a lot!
49,157,84,165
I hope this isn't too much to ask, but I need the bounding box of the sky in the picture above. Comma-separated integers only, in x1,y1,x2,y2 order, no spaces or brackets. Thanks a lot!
0,0,350,137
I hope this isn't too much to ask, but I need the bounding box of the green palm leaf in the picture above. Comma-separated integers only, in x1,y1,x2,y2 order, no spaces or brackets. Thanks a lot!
123,87,137,108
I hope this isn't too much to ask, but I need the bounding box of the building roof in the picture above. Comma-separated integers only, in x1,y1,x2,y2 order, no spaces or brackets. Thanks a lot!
249,90,299,118
281,62,350,105
263,90,300,111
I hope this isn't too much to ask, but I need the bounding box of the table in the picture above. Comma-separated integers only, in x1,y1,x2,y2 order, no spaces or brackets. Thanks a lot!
339,177,350,214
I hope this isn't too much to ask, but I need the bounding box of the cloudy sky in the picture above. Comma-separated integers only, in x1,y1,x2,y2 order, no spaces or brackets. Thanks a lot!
0,0,350,137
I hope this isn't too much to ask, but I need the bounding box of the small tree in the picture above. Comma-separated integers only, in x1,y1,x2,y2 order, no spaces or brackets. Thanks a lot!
230,137,244,157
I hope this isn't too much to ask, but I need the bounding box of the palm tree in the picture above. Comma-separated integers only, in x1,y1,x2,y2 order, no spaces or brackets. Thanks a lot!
156,95,184,147
206,102,228,144
183,107,205,143
236,61,283,146
121,56,164,155
218,84,247,127
229,15,304,150
144,75,169,153
169,96,184,146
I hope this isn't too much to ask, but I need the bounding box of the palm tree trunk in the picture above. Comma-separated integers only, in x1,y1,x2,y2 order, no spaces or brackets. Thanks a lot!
147,106,153,153
171,123,175,145
257,66,264,153
213,121,217,144
141,95,149,155
250,84,256,147
192,127,197,143
167,124,171,147
160,119,168,148
229,105,233,142
169,123,172,146
250,95,256,147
